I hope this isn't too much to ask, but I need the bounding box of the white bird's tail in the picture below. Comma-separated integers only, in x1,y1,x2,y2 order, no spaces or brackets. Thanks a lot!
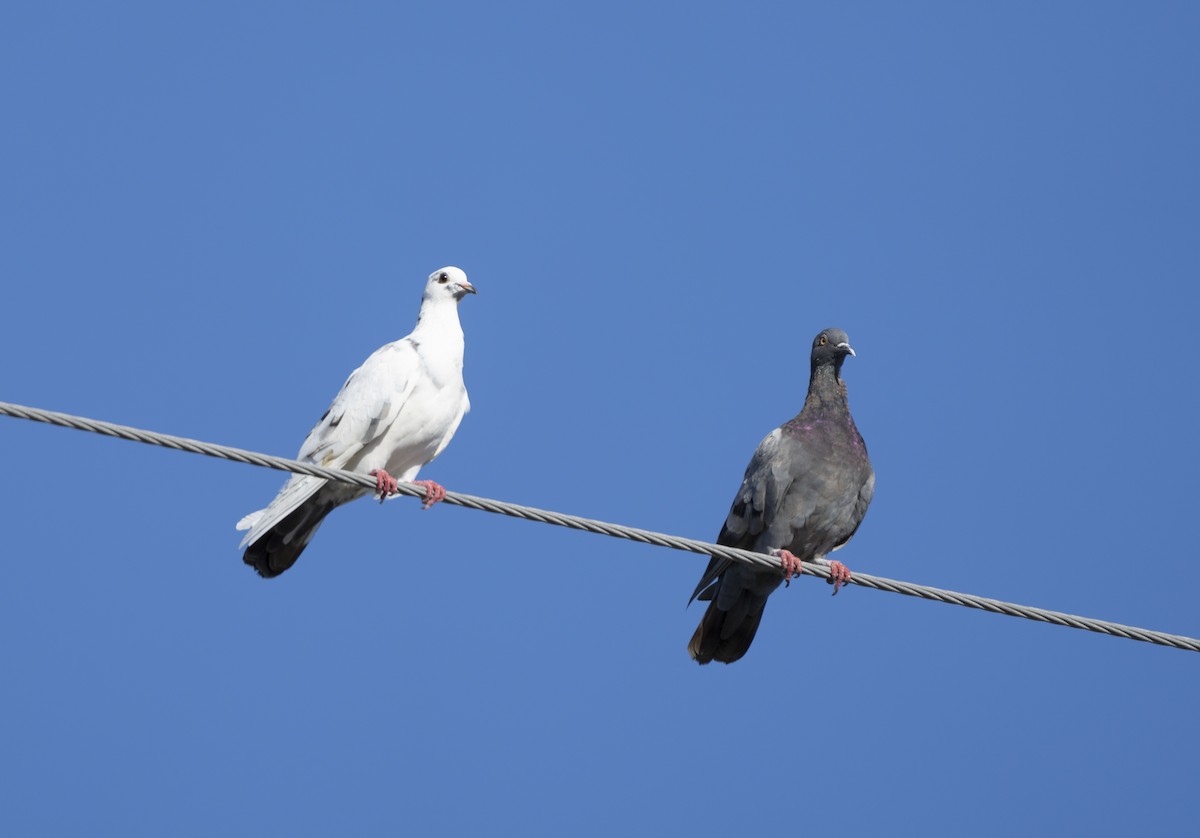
237,475,358,578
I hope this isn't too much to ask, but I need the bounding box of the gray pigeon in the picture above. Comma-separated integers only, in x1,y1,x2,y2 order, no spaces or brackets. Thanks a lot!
688,328,874,664
237,266,476,578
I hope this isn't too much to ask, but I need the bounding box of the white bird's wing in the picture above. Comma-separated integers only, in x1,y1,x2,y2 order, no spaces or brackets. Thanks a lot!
237,339,420,548
298,340,419,469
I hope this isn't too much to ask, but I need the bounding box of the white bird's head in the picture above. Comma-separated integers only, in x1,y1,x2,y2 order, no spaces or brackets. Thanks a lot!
425,266,477,302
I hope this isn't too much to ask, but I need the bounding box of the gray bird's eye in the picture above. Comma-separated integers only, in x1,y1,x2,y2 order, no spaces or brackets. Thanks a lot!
818,335,828,346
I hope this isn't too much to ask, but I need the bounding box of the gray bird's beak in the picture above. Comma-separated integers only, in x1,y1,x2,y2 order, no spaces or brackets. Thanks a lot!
459,281,477,295
837,341,855,356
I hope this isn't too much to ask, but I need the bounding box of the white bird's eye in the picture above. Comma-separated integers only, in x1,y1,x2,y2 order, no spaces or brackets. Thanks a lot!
438,273,449,283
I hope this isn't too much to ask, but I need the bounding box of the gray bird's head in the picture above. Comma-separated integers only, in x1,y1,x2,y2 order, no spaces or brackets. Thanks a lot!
425,266,477,303
811,328,856,376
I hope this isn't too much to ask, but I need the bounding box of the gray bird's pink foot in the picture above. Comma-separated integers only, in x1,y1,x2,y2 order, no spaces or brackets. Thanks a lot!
774,549,804,588
826,560,852,595
369,469,399,502
412,479,446,509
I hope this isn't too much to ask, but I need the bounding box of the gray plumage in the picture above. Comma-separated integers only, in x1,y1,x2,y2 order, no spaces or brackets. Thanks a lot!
688,328,874,664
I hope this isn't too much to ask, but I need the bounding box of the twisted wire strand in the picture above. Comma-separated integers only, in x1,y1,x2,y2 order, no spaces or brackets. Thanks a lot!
2,399,1197,653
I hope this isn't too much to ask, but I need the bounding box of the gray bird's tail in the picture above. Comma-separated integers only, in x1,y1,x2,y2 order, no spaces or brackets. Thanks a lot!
688,588,770,665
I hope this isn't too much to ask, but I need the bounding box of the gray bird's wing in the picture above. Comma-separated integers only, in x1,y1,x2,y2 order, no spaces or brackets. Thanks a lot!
689,428,814,602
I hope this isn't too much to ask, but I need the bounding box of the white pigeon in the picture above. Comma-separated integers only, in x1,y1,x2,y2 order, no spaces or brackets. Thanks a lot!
237,266,476,577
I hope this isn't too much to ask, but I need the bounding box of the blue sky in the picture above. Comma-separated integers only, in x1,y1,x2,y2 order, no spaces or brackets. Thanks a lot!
2,2,1198,835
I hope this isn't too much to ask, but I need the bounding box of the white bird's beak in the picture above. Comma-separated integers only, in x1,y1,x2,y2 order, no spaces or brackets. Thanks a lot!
459,281,477,295
837,341,855,356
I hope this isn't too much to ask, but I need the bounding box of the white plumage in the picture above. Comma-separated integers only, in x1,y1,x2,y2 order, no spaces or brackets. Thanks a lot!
237,266,476,577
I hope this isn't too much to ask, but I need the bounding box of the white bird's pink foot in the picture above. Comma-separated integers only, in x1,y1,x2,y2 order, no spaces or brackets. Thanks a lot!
368,471,446,508
369,468,399,502
412,479,446,509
